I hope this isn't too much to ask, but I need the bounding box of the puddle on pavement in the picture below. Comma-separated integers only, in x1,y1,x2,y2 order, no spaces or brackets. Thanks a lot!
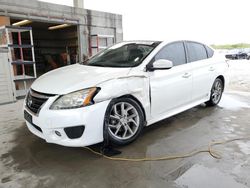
236,141,250,155
219,94,250,111
165,161,194,181
175,164,247,188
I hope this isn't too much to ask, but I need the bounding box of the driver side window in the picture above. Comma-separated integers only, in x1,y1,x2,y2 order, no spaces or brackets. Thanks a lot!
155,42,186,66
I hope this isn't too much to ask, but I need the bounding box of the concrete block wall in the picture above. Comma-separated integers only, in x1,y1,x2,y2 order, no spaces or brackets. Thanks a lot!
0,0,123,61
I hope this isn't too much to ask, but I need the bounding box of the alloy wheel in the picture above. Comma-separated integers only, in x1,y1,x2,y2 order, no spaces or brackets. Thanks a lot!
211,79,223,104
108,102,140,140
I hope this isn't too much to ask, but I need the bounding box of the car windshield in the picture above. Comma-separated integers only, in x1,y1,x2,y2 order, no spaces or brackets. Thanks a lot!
82,42,159,68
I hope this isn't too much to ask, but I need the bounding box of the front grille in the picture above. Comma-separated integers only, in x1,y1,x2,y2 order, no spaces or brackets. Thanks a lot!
26,89,55,114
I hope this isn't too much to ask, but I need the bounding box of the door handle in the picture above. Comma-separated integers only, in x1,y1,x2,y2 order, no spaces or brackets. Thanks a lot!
182,72,191,78
209,67,215,71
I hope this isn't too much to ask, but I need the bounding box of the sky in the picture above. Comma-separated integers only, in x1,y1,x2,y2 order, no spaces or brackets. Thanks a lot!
39,0,250,45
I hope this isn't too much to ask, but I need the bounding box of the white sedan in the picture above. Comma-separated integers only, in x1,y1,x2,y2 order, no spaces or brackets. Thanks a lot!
23,40,228,147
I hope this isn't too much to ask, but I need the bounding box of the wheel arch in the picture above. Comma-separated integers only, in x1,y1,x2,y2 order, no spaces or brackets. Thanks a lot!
216,75,225,91
118,94,147,124
103,94,146,145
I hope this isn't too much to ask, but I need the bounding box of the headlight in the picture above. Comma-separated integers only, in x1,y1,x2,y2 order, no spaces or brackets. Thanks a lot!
50,88,99,110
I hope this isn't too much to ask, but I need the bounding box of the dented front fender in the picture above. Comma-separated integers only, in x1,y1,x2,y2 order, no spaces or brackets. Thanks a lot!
94,75,151,121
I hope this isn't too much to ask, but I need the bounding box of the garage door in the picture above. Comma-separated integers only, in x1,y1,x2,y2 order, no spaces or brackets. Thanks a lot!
0,49,15,104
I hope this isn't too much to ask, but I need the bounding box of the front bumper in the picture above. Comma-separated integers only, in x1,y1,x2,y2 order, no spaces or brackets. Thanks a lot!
24,96,111,147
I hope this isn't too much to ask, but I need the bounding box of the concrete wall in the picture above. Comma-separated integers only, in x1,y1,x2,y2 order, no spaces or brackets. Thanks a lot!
0,0,123,61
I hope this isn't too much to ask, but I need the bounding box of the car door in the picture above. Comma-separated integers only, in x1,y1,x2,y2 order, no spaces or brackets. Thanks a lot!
185,41,215,102
149,41,193,117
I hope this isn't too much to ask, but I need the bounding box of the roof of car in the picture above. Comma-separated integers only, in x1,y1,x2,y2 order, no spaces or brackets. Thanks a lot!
120,40,211,48
122,40,162,45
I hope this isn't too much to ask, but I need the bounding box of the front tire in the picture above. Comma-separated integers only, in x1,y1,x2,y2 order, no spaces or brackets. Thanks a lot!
206,78,223,106
104,98,144,146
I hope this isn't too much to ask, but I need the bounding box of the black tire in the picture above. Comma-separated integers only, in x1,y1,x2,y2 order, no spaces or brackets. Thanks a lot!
103,97,144,146
206,78,223,106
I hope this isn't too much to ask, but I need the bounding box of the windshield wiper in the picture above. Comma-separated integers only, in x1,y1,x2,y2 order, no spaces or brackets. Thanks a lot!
79,59,89,65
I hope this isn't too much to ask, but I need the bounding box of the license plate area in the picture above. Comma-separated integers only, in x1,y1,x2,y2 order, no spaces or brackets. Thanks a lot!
24,110,33,124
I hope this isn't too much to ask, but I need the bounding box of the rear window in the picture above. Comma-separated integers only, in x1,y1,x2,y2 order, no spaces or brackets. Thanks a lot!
205,46,214,58
186,42,208,62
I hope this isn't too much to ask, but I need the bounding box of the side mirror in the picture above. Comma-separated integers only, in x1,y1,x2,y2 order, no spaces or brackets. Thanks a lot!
147,59,173,71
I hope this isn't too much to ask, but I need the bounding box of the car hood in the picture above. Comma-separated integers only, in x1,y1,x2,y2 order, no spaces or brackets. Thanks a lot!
31,64,131,94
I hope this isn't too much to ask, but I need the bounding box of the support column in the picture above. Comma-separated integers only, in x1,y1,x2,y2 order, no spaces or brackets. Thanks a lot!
78,24,89,62
73,0,84,9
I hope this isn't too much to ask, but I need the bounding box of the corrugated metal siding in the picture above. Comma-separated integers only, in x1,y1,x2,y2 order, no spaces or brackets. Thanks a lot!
0,49,15,104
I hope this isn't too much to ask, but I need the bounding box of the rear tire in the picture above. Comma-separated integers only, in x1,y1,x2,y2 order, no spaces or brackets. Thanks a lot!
103,97,144,146
206,78,223,106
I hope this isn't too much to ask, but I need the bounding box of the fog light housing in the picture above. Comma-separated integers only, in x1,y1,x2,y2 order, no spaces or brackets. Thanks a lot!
64,125,85,139
55,131,61,137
